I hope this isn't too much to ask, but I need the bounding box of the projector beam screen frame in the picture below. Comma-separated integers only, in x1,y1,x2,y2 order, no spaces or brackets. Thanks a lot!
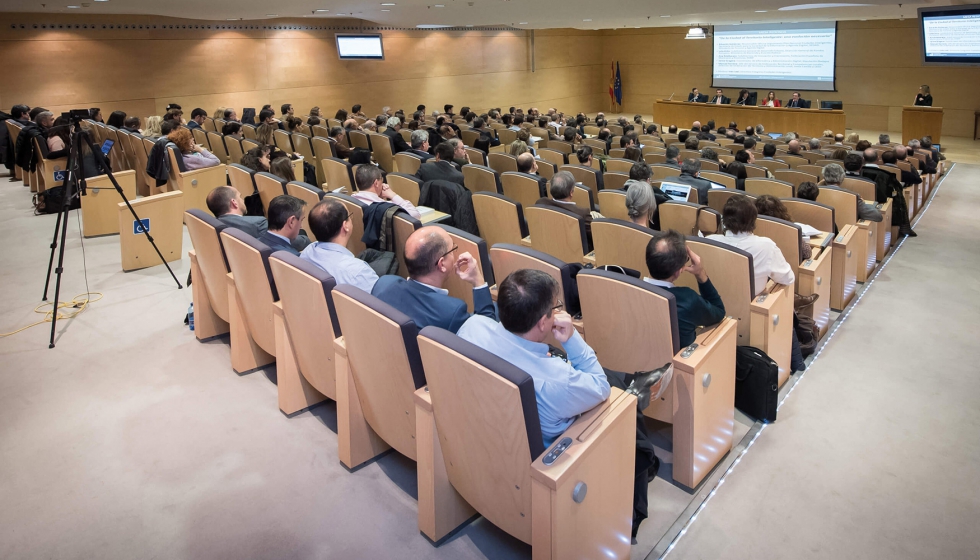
711,22,838,92
336,34,385,60
918,4,980,66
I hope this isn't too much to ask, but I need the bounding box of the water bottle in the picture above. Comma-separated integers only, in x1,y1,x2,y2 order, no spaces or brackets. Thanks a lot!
188,303,195,331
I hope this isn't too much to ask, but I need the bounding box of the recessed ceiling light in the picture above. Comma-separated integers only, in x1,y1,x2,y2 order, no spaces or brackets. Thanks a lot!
779,3,872,10
466,24,474,27
315,9,329,12
661,15,671,18
583,19,592,21
518,22,528,24
417,24,452,28
381,2,396,5
435,4,445,6
266,14,278,17
756,10,767,12
67,5,80,8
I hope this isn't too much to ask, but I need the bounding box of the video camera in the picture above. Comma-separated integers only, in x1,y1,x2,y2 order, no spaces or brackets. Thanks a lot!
61,109,91,122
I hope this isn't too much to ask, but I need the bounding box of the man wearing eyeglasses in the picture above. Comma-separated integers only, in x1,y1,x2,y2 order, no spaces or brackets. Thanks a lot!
300,199,379,293
372,226,496,333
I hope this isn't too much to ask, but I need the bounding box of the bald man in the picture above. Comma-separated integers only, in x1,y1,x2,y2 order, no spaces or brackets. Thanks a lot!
516,152,548,197
371,226,496,333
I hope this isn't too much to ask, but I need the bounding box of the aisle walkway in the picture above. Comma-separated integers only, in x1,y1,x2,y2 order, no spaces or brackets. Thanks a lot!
663,163,980,559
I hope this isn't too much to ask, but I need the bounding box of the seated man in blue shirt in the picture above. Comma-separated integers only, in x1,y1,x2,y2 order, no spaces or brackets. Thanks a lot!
300,199,379,293
644,230,726,347
458,269,662,541
372,226,495,333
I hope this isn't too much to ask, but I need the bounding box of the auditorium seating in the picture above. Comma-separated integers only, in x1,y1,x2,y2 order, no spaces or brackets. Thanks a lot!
591,218,653,273
525,205,590,264
165,145,227,215
659,201,722,236
437,225,494,312
461,164,500,194
745,177,795,198
817,186,877,283
577,269,738,488
472,192,527,248
285,181,326,239
323,193,368,256
220,228,278,374
254,172,287,216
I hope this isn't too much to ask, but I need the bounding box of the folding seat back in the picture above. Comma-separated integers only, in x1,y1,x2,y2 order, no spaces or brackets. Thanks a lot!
754,216,803,281
461,130,481,147
30,136,67,193
500,171,544,210
560,164,600,200
332,284,426,461
220,228,279,362
116,130,139,171
312,125,329,138
548,140,573,155
608,148,627,159
745,177,795,198
816,159,842,167
583,138,606,154
743,164,768,178
530,127,551,141
214,118,228,131
536,148,565,168
774,169,817,188
393,213,422,277
206,132,230,164
399,129,413,143
387,173,422,206
185,209,231,337
596,189,629,221
496,128,518,145
241,124,257,140
192,127,211,150
650,164,681,182
322,157,356,193
103,127,130,171
780,154,809,169
525,205,588,263
437,225,494,312
465,147,488,167
323,193,368,256
797,164,825,180
488,244,578,312
348,130,371,150
675,237,755,345
756,159,789,174
268,252,340,405
602,171,630,192
227,163,257,199
816,186,858,230
462,164,500,194
781,197,836,233
708,189,756,213
677,149,700,161
583,125,600,136
327,119,342,129
285,181,325,239
488,152,518,174
311,136,335,163
591,218,654,273
576,269,736,487
225,136,246,167
254,172,287,217
643,152,666,165
802,151,826,164
472,192,527,248
607,124,624,135
166,145,228,213
127,133,153,195
394,152,423,176
202,118,216,133
659,201,722,236
416,325,633,551
699,159,720,171
536,160,557,181
841,176,876,203
371,133,396,173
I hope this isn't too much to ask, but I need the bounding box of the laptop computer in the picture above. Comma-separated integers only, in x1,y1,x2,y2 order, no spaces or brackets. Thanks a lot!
708,181,727,190
661,182,692,202
100,139,114,156
768,133,783,140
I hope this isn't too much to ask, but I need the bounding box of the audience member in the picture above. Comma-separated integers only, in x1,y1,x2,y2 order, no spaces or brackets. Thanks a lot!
122,117,142,134
820,163,883,223
625,180,657,229
644,230,725,347
259,195,309,255
206,186,268,238
241,145,272,173
707,195,795,295
535,170,601,249
327,126,352,159
106,110,127,129
221,121,243,139
270,156,296,182
674,158,713,204
373,226,495,333
624,145,643,163
415,142,464,186
300,199,379,293
755,195,813,261
518,152,548,196
186,109,207,130
407,130,434,161
168,127,220,170
725,161,747,191
383,117,411,153
355,161,420,219
664,146,680,167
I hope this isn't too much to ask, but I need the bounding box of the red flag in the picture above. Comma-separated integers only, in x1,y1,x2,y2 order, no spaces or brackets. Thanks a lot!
609,61,615,102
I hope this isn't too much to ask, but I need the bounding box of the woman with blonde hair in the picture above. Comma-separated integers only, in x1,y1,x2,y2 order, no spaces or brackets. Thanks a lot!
270,156,296,182
845,132,860,144
509,140,529,156
256,123,275,147
143,116,164,139
213,107,226,119
167,127,220,170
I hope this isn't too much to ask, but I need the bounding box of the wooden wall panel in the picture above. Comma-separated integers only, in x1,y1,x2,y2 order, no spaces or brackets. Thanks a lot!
601,20,980,137
0,14,602,123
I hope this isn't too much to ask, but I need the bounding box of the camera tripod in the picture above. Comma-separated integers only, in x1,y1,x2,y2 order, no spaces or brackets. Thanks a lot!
41,114,182,348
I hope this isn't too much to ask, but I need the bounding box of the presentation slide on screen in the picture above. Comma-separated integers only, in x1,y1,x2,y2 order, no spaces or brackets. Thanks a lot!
713,22,837,91
922,14,980,59
336,35,385,59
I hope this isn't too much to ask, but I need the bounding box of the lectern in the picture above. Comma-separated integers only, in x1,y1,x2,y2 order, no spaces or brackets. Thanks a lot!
902,106,943,145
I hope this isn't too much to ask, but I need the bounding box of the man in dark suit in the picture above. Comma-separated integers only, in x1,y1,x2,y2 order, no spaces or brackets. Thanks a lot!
785,92,806,108
372,226,496,333
326,126,352,160
709,89,730,105
186,108,207,130
535,170,599,250
206,186,268,238
382,116,412,154
687,88,707,103
517,152,549,196
573,146,604,190
674,158,714,204
416,142,465,186
644,230,726,347
258,195,311,255
407,129,434,162
470,117,500,147
892,146,922,187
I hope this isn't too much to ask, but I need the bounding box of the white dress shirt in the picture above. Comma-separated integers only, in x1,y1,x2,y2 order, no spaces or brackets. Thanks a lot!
300,241,379,293
351,190,421,220
707,231,795,295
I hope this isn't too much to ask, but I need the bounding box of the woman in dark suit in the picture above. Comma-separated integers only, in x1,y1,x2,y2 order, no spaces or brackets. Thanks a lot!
763,91,781,108
914,85,933,106
735,89,751,105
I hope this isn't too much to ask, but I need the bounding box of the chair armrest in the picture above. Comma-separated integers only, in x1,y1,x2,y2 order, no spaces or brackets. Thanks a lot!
414,386,432,413
272,300,284,318
530,387,633,490
181,164,228,184
333,335,346,359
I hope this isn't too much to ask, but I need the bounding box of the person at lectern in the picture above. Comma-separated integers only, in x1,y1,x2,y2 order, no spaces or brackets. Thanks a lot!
709,89,730,105
687,88,708,103
763,91,781,107
786,92,806,108
914,85,933,106
735,89,751,105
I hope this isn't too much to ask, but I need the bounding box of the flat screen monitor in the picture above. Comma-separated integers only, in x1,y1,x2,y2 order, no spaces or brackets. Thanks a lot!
336,34,385,60
919,4,980,65
713,22,838,91
820,101,844,110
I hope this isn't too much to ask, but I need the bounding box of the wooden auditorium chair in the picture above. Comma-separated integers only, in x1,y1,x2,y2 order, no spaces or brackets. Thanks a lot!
708,189,755,214
414,326,637,555
437,225,494,312
254,172,287,217
596,189,629,221
321,157,356,193
461,164,501,194
590,219,653,273
840,175,894,260
219,228,279,374
817,186,877,283
267,252,341,415
322,193,368,256
658,201,722,236
185,209,232,341
285,181,326,240
488,152,519,174
472,192,528,248
744,178,795,199
525,205,590,264
394,152,423,176
576,268,738,488
386,173,423,206
166,145,227,214
501,171,545,211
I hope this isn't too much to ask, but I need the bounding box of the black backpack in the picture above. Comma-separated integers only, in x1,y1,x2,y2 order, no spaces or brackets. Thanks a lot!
734,346,779,423
32,186,80,215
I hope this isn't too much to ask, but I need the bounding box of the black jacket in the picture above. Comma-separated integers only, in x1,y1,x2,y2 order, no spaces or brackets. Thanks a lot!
362,201,403,251
419,180,479,236
146,139,172,187
14,122,45,172
383,127,411,154
415,160,465,186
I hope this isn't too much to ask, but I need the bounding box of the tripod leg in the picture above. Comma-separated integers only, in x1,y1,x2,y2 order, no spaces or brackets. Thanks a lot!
48,202,73,349
41,205,64,302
